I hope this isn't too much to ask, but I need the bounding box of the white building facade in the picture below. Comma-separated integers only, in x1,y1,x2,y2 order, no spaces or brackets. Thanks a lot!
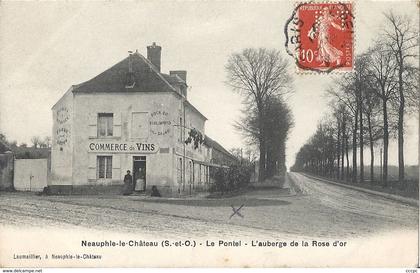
50,43,220,196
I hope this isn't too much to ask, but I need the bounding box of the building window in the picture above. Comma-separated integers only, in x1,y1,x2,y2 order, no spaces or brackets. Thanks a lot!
97,113,113,137
97,156,112,179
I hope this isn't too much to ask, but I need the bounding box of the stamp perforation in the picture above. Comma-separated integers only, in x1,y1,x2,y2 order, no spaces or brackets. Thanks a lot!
285,1,355,74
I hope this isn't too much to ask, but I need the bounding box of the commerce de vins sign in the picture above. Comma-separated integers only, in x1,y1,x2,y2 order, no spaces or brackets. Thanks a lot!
88,142,159,153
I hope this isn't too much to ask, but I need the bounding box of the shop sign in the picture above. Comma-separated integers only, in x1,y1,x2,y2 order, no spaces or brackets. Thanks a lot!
88,141,158,153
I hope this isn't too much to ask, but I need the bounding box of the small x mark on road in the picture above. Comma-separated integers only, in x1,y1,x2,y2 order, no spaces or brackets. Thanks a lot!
229,204,244,219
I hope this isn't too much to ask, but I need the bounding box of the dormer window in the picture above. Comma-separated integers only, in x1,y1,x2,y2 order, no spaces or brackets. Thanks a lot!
125,72,136,88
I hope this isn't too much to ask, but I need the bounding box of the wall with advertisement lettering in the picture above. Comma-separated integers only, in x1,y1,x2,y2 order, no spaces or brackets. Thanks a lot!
51,87,74,185
71,91,180,188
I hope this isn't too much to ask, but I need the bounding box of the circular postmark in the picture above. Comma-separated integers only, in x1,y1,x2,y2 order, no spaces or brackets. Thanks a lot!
284,1,354,73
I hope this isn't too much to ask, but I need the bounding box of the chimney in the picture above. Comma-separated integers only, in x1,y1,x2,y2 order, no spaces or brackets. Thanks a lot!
170,70,188,97
126,50,136,88
147,42,162,72
169,70,187,83
128,51,133,73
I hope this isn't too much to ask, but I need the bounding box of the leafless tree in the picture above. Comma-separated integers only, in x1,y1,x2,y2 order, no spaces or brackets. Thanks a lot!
367,42,398,187
328,76,359,182
44,136,52,148
363,78,383,183
294,12,417,189
226,48,292,181
382,12,419,184
234,96,293,178
292,117,337,177
30,136,42,149
353,55,372,183
330,102,352,181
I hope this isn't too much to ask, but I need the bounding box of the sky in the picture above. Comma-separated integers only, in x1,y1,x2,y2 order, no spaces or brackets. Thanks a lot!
0,0,418,167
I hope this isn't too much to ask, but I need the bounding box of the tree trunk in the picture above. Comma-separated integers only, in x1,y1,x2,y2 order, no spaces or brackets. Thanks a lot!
346,135,349,181
359,95,364,183
397,63,405,185
258,138,266,182
266,141,273,178
352,108,358,183
278,142,286,176
257,104,266,182
367,114,374,183
382,99,389,187
337,119,341,179
341,117,346,180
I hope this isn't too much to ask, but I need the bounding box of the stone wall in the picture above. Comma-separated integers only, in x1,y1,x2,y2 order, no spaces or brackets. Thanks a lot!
0,153,14,191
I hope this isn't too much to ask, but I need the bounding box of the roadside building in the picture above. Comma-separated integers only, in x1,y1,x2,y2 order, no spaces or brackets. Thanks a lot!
50,43,234,195
204,135,237,166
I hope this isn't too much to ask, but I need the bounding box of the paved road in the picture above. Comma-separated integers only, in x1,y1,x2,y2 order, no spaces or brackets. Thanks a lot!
0,172,417,239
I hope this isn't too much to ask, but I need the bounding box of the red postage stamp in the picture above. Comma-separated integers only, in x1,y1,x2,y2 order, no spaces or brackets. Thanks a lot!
285,2,354,73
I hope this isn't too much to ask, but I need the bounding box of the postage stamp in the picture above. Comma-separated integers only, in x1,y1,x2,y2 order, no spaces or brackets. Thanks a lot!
1,0,419,269
285,1,354,73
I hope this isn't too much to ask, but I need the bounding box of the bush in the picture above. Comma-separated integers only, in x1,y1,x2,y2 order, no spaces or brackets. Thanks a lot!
210,163,253,193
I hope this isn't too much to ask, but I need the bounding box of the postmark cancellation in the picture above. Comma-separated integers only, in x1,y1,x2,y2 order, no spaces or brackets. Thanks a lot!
285,1,354,73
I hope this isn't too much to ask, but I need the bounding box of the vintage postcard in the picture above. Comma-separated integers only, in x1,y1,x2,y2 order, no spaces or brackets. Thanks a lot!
0,0,419,269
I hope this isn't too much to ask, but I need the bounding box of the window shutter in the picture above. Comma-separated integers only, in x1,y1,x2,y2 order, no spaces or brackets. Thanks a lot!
88,113,97,138
113,112,122,137
88,154,97,180
112,154,121,180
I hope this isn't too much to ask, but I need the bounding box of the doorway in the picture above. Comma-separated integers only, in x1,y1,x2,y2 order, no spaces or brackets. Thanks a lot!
133,156,146,192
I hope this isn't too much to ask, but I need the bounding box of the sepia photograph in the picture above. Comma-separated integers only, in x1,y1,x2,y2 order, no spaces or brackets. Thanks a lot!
0,0,419,269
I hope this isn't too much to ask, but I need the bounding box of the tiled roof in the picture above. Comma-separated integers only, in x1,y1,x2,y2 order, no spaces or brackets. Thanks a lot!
161,74,186,86
73,53,176,93
185,100,207,121
204,135,236,160
67,50,208,121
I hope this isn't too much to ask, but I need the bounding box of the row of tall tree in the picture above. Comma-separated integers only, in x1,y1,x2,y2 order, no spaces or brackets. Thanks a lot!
225,48,294,181
0,133,52,153
0,133,51,159
292,12,418,187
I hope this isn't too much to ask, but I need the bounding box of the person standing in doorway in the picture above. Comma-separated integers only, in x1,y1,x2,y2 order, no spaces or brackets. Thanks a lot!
123,170,133,195
134,167,146,191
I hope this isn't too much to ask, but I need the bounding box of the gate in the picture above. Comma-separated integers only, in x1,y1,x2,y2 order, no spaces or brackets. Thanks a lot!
14,159,48,191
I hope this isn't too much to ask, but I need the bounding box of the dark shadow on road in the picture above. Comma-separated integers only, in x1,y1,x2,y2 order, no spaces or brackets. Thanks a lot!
137,198,291,207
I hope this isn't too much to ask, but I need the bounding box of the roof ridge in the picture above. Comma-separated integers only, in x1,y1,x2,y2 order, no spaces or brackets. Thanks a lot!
72,53,177,94
133,53,177,92
204,134,235,159
72,56,129,92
